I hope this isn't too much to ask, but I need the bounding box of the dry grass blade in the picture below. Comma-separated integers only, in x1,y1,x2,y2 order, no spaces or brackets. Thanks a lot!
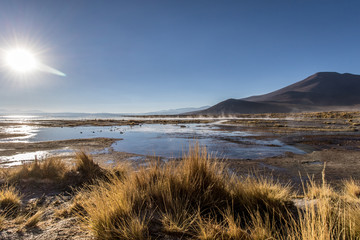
24,209,43,228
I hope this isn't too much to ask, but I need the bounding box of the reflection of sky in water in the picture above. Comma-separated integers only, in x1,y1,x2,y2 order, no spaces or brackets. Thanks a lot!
0,149,72,167
0,151,49,167
0,125,39,142
112,135,304,159
0,123,305,164
2,124,252,143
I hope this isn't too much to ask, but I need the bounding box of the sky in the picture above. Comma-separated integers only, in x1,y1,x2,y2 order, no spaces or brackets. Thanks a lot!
0,0,360,113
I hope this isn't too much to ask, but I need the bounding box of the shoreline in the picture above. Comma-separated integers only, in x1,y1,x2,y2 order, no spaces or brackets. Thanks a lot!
1,111,360,186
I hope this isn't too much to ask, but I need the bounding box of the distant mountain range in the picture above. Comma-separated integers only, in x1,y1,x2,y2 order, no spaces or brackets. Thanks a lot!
189,72,360,115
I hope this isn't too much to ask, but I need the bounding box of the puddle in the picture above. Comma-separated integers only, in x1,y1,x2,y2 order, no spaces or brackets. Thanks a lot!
0,148,73,167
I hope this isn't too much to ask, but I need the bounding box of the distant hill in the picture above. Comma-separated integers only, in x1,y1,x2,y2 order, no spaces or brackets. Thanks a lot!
190,72,360,115
190,99,292,115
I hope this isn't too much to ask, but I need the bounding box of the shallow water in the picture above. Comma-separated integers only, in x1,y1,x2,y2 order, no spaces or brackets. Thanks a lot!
0,113,285,122
0,149,72,167
0,123,305,165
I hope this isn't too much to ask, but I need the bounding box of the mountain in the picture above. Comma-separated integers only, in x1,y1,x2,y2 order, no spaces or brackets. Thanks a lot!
190,99,292,115
191,72,360,115
244,72,360,105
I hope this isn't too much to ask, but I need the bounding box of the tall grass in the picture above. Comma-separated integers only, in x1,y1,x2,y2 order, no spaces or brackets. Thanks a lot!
4,152,115,186
73,146,360,239
77,145,294,239
0,185,21,218
8,157,68,182
2,146,360,239
75,152,106,181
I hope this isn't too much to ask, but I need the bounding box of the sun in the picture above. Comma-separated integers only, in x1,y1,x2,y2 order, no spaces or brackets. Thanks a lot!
5,48,38,73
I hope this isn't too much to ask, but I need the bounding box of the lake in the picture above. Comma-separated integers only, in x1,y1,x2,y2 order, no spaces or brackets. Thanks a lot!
0,122,305,166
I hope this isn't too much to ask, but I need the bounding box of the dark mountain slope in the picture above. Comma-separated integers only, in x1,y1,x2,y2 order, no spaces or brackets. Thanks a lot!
189,72,360,115
191,99,292,115
244,72,360,105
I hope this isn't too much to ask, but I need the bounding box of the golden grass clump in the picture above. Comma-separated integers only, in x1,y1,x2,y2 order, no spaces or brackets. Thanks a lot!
73,145,360,239
3,152,116,186
75,152,106,181
343,179,360,199
285,172,360,240
196,210,251,240
77,145,294,239
0,185,21,213
9,157,68,182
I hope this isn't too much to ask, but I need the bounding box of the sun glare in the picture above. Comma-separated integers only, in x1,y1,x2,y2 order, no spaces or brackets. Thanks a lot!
5,48,38,73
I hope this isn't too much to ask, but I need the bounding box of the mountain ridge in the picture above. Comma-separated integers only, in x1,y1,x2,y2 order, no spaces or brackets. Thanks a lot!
189,72,360,115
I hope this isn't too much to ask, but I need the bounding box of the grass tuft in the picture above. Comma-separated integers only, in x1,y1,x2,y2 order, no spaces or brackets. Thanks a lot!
75,151,106,181
343,179,360,199
9,157,68,182
0,185,21,215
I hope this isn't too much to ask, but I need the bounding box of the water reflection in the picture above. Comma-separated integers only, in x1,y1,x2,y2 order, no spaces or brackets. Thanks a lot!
0,149,72,167
0,123,305,164
1,125,39,142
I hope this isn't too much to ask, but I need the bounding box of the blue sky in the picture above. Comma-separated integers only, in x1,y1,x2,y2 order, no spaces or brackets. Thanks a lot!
0,0,359,113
